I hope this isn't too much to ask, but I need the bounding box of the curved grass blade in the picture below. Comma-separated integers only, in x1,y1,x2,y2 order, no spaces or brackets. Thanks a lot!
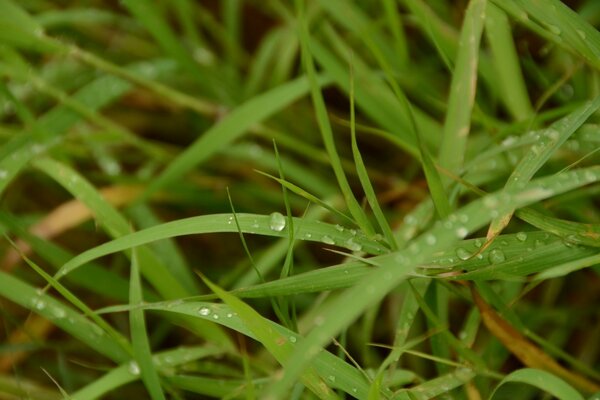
141,300,371,399
489,368,585,400
53,213,389,281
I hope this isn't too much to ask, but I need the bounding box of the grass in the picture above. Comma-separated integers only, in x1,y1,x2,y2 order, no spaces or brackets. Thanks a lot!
0,0,599,399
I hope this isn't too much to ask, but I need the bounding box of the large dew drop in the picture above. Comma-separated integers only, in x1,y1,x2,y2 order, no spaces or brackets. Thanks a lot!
488,249,506,264
269,212,286,232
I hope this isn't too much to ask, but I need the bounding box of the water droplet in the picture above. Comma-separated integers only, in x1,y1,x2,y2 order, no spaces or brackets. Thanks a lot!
425,234,437,245
345,238,362,252
352,387,358,393
483,196,498,208
52,307,66,319
32,299,46,310
544,129,559,141
499,240,509,247
198,307,210,316
456,248,471,261
577,29,586,40
321,235,335,245
128,361,140,375
474,238,483,248
289,336,297,343
304,233,312,239
458,214,469,223
455,227,468,238
409,243,419,254
328,375,336,382
226,313,233,318
548,25,561,35
0,169,8,179
269,212,286,232
502,136,517,147
349,229,357,236
212,314,219,319
404,215,417,224
489,249,506,264
334,224,344,232
516,232,527,241
459,331,467,340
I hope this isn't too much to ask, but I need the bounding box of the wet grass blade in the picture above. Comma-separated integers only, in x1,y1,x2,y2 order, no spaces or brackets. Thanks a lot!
485,97,600,243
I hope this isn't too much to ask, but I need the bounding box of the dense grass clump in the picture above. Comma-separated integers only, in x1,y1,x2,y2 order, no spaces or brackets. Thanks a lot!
1,0,599,399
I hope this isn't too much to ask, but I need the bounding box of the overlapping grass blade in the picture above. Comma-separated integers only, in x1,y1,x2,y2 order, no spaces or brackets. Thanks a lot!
262,167,600,397
200,275,339,399
485,97,600,242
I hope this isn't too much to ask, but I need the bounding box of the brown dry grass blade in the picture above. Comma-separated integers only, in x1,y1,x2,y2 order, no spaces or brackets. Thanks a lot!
470,285,600,394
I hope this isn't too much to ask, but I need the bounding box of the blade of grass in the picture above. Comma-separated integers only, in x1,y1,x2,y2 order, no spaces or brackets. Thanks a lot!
129,248,166,400
349,63,398,250
438,0,486,183
489,368,584,400
297,3,374,235
485,3,533,121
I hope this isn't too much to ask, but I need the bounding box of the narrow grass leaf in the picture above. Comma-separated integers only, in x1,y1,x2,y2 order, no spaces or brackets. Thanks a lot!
489,368,585,400
349,66,398,249
438,0,486,181
297,5,374,235
129,248,166,400
485,3,533,120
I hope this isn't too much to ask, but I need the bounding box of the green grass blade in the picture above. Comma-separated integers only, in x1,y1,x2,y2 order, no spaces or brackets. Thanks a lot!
129,248,166,400
297,4,374,235
349,68,397,249
438,0,487,181
485,3,533,120
489,368,584,400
